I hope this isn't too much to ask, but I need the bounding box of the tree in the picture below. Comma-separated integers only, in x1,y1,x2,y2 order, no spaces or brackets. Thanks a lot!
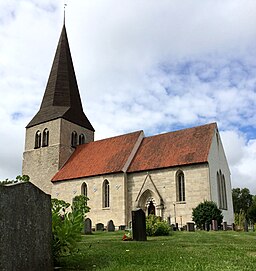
232,188,253,219
248,195,256,223
192,200,223,230
0,175,30,186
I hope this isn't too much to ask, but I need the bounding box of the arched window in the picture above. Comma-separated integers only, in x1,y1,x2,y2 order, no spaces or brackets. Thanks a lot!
81,182,87,197
35,130,41,149
71,131,77,148
42,128,49,147
79,134,85,145
103,179,110,208
217,170,227,210
176,171,185,202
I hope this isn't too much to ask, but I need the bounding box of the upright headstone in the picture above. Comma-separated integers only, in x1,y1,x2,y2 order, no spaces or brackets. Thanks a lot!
96,223,104,231
212,220,218,231
132,208,147,241
223,222,227,231
0,182,52,271
187,222,195,232
232,223,236,231
107,220,115,232
119,225,126,230
205,222,210,231
244,220,249,232
84,218,92,234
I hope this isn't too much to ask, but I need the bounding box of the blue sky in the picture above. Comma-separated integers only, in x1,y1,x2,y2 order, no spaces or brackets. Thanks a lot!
0,0,256,193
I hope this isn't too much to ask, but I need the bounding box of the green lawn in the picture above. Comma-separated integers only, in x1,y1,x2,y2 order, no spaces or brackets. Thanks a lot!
58,231,256,271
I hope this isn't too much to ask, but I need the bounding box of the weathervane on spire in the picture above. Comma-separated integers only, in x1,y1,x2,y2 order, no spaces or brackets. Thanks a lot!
64,3,67,25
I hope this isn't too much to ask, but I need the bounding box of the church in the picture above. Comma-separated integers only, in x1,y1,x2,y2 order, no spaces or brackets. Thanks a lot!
22,23,234,228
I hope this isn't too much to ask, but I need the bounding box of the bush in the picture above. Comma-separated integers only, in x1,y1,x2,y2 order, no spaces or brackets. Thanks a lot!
192,200,223,230
52,196,90,263
146,215,171,236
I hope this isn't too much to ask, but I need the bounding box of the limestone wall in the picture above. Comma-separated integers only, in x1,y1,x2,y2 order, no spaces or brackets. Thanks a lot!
0,182,52,271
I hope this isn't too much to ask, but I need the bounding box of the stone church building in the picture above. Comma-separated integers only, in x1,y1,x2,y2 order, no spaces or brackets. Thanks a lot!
22,24,234,228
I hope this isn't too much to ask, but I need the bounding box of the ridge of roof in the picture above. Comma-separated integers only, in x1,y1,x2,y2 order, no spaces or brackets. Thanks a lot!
26,24,94,131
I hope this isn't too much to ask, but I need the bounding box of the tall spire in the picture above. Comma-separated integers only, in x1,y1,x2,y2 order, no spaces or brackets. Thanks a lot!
27,24,94,131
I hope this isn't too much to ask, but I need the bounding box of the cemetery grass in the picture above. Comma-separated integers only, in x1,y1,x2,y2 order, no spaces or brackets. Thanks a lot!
58,231,256,271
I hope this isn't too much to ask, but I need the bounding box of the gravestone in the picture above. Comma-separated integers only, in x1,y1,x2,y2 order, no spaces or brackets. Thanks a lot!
232,223,236,231
212,220,218,231
187,222,195,232
96,223,104,231
223,222,227,231
132,208,147,241
119,225,126,230
84,218,92,234
107,220,115,232
0,182,52,271
205,222,210,231
244,220,249,232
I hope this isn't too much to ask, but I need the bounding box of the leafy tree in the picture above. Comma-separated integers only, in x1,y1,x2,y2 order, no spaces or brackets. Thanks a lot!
248,195,256,223
52,196,90,263
192,200,223,230
232,188,253,219
0,175,29,186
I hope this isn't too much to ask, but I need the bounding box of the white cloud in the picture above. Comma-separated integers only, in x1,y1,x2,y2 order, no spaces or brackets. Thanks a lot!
0,0,256,194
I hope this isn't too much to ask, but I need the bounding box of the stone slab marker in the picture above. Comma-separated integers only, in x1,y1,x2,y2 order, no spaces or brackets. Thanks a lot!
96,223,104,231
107,220,115,232
212,220,218,231
84,218,92,234
187,222,195,232
132,208,147,241
0,182,52,271
223,222,227,231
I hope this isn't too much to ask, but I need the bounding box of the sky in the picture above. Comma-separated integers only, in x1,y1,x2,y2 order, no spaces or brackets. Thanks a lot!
0,0,256,194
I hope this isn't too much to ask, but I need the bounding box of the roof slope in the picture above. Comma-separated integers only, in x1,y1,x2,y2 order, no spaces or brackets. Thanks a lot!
128,123,216,173
52,131,143,182
27,24,94,131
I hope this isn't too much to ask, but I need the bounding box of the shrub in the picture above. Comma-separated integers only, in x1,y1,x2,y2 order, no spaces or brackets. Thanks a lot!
52,196,90,263
192,200,223,230
146,215,171,236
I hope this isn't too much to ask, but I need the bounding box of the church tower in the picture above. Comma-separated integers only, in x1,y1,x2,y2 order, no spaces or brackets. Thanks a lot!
22,23,94,194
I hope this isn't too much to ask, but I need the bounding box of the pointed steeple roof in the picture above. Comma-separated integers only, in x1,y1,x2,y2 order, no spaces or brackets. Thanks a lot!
26,24,94,131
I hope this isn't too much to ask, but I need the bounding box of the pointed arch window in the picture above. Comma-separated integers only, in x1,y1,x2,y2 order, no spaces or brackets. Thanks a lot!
79,134,85,145
103,179,110,208
71,131,78,148
217,170,227,210
176,171,185,202
35,130,41,149
42,128,49,147
81,182,87,197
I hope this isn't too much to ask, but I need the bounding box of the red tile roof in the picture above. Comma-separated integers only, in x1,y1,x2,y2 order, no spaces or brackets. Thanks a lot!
52,123,216,182
127,123,216,173
52,131,143,182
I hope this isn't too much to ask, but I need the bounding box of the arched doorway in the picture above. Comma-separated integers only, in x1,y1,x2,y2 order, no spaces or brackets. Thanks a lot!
148,200,155,215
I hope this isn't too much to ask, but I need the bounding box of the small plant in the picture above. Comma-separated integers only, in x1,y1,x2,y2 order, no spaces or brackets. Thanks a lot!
146,215,171,236
52,196,90,264
0,175,30,185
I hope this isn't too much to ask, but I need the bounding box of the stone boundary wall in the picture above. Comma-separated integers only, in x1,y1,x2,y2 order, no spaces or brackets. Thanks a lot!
0,182,52,271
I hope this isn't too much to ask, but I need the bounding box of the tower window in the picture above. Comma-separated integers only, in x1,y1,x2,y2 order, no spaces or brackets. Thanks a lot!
35,130,41,149
103,179,110,208
71,131,78,148
176,170,185,202
42,128,49,147
81,182,87,197
79,134,85,145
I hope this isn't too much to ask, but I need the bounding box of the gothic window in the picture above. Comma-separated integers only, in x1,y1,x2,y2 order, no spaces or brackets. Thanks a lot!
103,179,110,208
217,170,228,210
71,131,78,148
42,128,49,147
176,170,185,202
35,130,41,149
81,182,87,197
79,134,85,145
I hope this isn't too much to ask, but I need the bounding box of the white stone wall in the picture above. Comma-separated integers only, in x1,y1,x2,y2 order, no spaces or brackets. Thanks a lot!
22,118,94,195
127,164,211,226
207,129,234,224
52,173,127,227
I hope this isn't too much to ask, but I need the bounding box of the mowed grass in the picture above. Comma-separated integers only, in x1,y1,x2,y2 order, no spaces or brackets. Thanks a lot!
58,231,256,271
